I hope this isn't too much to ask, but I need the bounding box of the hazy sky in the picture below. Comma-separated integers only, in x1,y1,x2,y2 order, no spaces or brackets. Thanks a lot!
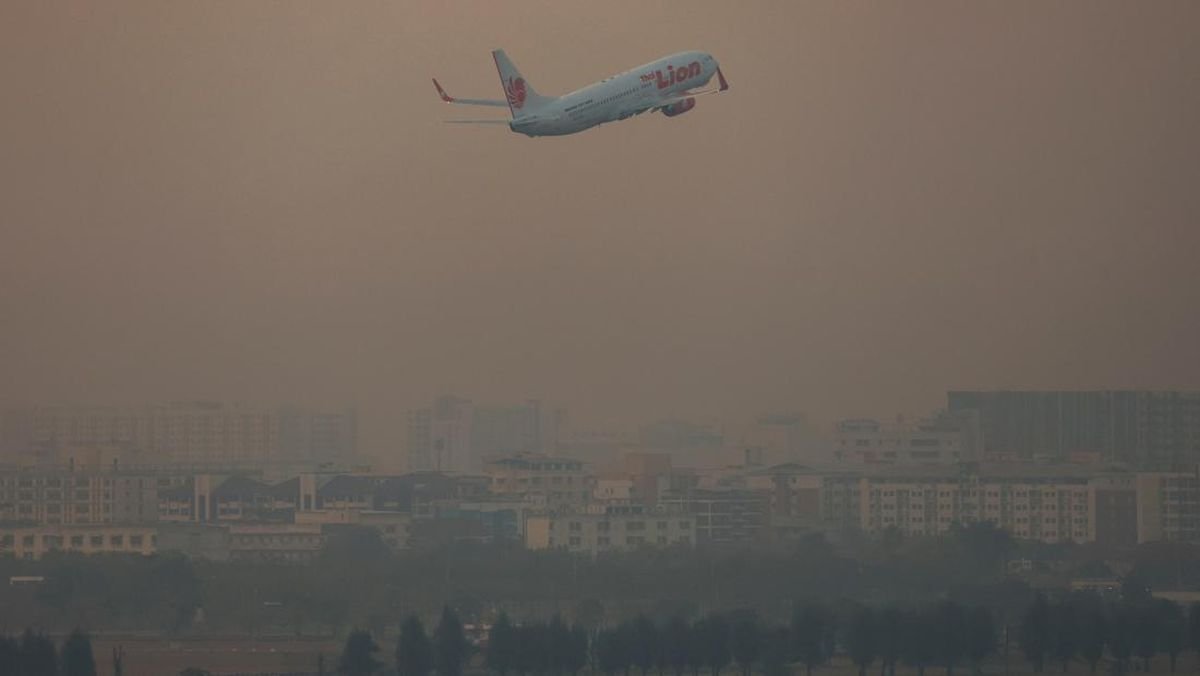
2,2,1198,457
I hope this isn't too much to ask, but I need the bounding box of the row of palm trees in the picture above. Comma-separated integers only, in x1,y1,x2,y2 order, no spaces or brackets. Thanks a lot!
340,596,1200,676
0,629,100,676
1018,594,1200,674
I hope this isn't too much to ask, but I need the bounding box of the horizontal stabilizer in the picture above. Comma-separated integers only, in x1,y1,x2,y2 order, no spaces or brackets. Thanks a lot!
432,78,509,108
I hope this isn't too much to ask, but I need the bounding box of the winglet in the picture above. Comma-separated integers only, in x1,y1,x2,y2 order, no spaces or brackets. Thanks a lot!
717,67,729,92
432,78,454,103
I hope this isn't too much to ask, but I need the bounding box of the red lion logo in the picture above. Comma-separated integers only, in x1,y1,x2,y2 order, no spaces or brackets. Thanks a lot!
505,77,527,109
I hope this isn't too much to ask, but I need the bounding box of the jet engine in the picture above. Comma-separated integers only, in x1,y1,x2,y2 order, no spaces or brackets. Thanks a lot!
660,98,696,117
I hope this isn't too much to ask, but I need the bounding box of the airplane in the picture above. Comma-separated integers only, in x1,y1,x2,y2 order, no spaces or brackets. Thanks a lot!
433,49,729,137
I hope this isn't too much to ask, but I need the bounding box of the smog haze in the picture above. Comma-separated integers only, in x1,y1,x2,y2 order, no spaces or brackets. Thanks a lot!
3,1,1199,462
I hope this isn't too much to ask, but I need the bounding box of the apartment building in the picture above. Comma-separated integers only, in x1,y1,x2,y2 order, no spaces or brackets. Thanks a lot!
485,454,594,508
746,465,861,531
227,523,324,564
407,396,564,474
1136,472,1200,543
948,390,1200,468
525,506,694,554
0,524,157,560
658,489,770,545
0,469,175,525
2,402,357,466
848,465,1140,545
833,413,979,465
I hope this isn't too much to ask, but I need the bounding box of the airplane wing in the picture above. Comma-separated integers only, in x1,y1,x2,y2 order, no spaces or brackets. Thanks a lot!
618,88,721,118
443,119,510,125
433,79,509,108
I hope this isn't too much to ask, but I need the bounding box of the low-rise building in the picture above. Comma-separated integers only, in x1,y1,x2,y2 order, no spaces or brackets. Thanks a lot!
486,454,594,508
227,523,324,564
833,412,979,465
0,468,178,525
525,505,694,554
856,466,1130,544
1136,471,1200,544
0,524,157,560
658,489,769,545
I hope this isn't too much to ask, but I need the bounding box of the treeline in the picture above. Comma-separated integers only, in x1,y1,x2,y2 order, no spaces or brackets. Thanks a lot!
584,603,994,676
0,526,1028,635
5,531,1200,640
0,629,102,676
338,602,995,676
1017,594,1200,674
335,597,1200,676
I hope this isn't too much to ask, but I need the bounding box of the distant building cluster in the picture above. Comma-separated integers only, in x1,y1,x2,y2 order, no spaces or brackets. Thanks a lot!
0,390,1197,563
406,396,565,474
0,401,358,467
948,390,1200,467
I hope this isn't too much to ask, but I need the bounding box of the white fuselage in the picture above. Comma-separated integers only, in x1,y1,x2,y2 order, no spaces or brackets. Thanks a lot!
510,51,719,137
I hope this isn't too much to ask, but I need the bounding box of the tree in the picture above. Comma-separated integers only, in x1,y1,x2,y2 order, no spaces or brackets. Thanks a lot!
0,635,20,676
575,599,606,632
1107,604,1135,675
1157,600,1186,674
398,616,433,676
113,646,125,676
845,605,878,676
700,614,731,676
631,615,660,676
321,526,392,566
791,602,830,676
685,621,706,676
1076,603,1106,675
488,612,517,676
1189,603,1200,672
730,612,762,676
901,608,937,676
339,629,383,676
964,607,995,676
568,624,590,676
598,628,629,676
434,607,469,676
513,622,547,676
934,601,967,676
61,630,98,676
760,626,792,676
664,617,692,676
550,615,576,676
1019,594,1051,673
1132,602,1161,672
19,629,58,676
877,606,904,676
1048,600,1077,673
950,521,1013,576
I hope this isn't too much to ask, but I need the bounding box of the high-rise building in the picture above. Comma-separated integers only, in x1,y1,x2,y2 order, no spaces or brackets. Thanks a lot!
948,390,1200,468
279,407,358,463
406,396,561,473
1,402,357,466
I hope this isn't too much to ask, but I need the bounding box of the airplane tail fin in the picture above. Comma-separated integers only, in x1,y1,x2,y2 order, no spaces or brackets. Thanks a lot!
492,49,552,118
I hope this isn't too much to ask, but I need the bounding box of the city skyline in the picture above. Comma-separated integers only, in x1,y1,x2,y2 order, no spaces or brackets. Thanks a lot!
4,2,1200,462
